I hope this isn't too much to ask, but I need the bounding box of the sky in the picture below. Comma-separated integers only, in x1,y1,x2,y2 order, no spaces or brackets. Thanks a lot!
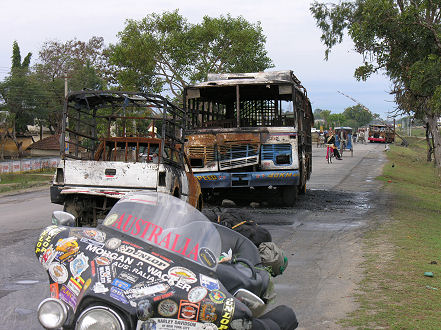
0,0,397,119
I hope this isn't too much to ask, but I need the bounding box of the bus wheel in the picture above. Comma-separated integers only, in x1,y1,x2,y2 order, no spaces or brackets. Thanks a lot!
282,186,298,206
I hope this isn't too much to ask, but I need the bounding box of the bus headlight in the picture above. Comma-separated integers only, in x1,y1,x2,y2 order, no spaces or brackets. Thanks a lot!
76,306,125,330
37,298,68,329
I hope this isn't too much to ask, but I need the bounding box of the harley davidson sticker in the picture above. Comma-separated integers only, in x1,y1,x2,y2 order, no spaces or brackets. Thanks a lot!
49,263,68,284
157,299,178,317
70,252,89,278
188,286,208,303
168,267,197,284
95,256,111,266
178,300,200,321
144,319,217,329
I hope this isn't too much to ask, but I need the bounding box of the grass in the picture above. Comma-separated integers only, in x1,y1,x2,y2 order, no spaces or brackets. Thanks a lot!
342,137,441,329
0,169,54,194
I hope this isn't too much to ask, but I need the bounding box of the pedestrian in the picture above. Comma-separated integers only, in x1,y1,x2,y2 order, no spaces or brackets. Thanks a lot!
326,131,342,160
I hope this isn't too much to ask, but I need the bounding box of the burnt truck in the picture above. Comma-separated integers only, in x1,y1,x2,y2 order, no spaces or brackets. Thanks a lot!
50,91,202,226
183,71,313,205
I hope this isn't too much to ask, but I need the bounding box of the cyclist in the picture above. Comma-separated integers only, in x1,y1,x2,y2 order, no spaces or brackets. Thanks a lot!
326,131,342,160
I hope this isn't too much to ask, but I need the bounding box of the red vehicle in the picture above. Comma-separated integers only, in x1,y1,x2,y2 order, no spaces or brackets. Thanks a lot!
368,124,395,143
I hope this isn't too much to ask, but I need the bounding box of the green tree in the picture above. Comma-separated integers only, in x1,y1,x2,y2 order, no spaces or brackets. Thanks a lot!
109,10,274,100
33,37,108,133
310,0,441,167
0,41,43,157
343,104,373,129
328,113,347,128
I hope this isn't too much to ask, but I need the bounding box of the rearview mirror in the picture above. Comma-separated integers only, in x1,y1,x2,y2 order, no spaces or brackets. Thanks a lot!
234,288,266,317
52,211,76,227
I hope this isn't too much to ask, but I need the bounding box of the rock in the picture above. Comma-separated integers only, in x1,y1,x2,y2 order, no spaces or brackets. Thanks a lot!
221,199,236,207
249,202,260,208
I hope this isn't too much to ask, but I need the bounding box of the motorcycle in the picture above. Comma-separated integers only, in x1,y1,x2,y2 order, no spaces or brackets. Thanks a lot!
35,191,298,329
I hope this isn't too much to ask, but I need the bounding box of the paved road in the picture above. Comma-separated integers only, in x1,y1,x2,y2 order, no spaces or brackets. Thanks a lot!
0,142,387,329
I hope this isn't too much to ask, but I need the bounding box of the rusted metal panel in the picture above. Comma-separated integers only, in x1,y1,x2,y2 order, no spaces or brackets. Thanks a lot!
63,159,159,188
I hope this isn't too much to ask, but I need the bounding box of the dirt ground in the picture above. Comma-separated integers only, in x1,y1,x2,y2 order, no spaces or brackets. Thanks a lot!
204,142,389,329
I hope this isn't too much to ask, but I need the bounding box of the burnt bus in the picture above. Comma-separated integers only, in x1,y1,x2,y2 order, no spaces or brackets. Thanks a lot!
184,71,313,205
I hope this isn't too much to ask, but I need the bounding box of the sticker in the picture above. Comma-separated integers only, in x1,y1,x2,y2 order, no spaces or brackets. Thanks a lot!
153,291,174,302
103,213,118,226
95,256,111,266
199,274,220,291
158,299,178,317
40,245,57,269
188,286,208,303
110,286,128,304
50,282,59,298
118,245,169,270
98,266,112,284
106,238,122,250
59,285,77,309
199,299,217,323
67,276,84,296
82,229,106,242
80,237,104,248
168,267,197,284
199,248,217,268
92,282,108,294
218,297,235,330
178,300,200,321
125,282,169,300
208,290,226,304
119,271,139,284
144,319,217,329
35,226,66,254
83,278,92,293
49,263,68,284
55,237,79,261
70,252,89,278
112,278,131,290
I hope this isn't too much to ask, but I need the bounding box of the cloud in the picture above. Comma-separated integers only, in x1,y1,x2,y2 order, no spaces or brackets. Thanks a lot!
0,0,396,117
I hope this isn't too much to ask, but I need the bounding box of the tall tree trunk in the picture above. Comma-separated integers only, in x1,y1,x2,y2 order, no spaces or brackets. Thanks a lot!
425,122,434,162
427,114,441,168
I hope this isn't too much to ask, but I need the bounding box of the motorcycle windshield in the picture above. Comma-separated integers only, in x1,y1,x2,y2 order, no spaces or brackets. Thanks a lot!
102,192,221,269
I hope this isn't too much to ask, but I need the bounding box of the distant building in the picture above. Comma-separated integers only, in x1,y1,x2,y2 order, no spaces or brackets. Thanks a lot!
26,134,60,157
